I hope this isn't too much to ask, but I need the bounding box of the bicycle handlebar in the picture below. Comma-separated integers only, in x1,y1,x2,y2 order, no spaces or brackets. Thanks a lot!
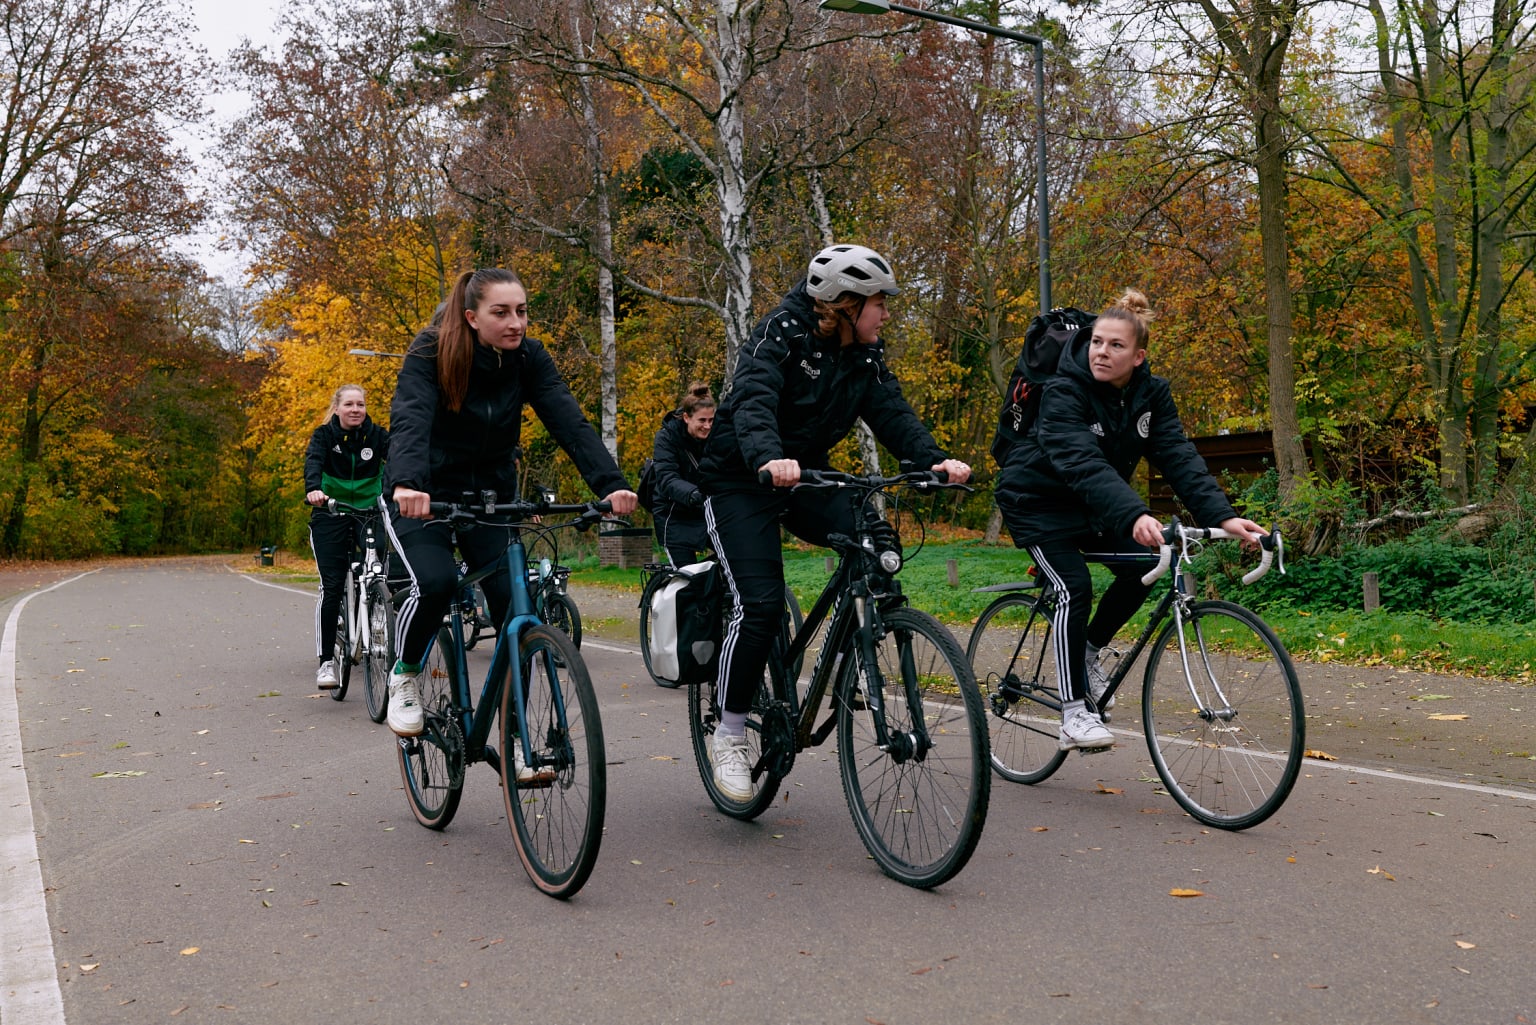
426,495,616,531
757,467,973,493
324,499,383,517
1139,521,1285,587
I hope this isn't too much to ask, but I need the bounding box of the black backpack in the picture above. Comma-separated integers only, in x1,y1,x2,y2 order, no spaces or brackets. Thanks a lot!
990,306,1097,466
636,457,657,512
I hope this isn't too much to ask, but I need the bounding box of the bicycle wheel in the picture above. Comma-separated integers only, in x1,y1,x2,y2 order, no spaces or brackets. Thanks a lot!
362,579,394,724
501,624,606,898
638,569,670,685
545,592,582,648
965,593,1067,784
330,574,352,701
687,657,781,820
838,607,989,889
463,584,491,651
396,628,464,829
1142,600,1304,830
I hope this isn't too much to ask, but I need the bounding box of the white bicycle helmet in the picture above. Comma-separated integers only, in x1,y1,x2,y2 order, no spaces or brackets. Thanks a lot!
805,244,900,301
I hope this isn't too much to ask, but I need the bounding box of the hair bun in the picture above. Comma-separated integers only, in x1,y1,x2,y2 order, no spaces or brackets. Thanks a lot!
1112,288,1156,323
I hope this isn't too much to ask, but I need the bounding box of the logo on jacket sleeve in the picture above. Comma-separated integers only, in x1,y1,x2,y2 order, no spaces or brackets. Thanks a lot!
1137,413,1151,438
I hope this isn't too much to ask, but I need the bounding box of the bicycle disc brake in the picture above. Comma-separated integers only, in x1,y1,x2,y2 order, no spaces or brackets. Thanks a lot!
758,699,796,779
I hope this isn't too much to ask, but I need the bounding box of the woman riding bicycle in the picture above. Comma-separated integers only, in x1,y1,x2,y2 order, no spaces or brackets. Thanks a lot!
650,382,716,568
993,289,1265,752
383,267,636,738
698,243,970,800
304,383,388,690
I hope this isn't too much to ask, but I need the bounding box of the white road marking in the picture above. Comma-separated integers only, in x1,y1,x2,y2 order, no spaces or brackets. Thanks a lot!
1,570,98,1025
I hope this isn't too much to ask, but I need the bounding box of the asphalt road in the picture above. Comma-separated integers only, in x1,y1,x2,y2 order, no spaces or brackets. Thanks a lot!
3,559,1533,1025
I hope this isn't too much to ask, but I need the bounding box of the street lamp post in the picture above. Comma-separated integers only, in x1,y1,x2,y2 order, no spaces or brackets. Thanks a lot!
817,0,1051,313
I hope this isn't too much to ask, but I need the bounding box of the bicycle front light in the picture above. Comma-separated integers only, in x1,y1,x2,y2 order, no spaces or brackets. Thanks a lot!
879,550,901,573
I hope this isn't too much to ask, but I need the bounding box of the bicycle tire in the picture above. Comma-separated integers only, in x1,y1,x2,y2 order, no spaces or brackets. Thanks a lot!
330,575,352,701
546,592,582,648
638,569,670,685
501,625,606,898
838,607,989,889
396,628,464,829
362,579,393,724
965,593,1067,784
1142,600,1304,831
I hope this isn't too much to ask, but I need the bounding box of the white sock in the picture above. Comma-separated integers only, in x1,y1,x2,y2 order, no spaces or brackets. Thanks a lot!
718,710,748,737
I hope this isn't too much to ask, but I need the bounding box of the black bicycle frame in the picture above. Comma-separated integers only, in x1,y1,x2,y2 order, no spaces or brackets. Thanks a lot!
770,533,909,757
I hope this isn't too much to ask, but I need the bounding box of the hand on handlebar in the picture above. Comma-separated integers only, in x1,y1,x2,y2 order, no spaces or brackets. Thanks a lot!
604,489,639,516
394,486,432,520
1219,516,1269,548
1132,514,1164,548
306,490,328,507
758,458,800,488
932,458,970,484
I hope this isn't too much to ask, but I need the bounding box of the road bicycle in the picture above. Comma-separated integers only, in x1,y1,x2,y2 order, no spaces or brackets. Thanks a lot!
965,520,1302,830
638,558,801,688
688,469,988,889
396,492,613,899
323,499,395,722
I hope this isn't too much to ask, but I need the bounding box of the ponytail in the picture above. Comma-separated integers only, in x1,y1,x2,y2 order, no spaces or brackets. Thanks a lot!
437,267,524,411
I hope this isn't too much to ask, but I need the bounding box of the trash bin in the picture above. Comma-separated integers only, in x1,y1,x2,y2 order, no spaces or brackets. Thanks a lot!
258,544,276,567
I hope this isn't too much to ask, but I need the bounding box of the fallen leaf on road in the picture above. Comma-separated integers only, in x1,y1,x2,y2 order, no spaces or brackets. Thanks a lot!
1427,713,1468,721
1455,940,1476,950
1409,694,1452,701
1305,750,1338,761
1368,865,1396,881
92,771,146,778
1095,783,1123,794
180,947,199,956
1169,888,1203,898
80,964,99,973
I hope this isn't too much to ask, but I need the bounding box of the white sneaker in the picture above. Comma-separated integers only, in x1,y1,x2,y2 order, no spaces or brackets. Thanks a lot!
386,665,424,737
512,744,557,786
316,660,338,690
1086,650,1115,710
1059,702,1114,751
712,732,753,801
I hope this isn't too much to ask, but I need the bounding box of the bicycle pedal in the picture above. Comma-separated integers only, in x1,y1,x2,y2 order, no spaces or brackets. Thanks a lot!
1075,743,1114,756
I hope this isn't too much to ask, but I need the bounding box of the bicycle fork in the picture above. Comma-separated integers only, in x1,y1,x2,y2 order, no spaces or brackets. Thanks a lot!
1170,600,1238,724
851,595,931,765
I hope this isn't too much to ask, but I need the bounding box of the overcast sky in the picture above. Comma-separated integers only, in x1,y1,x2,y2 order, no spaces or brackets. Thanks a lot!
181,0,283,279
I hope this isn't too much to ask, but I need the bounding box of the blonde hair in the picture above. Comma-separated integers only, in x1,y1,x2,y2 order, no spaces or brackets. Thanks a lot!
1098,289,1156,349
324,384,366,423
679,381,716,415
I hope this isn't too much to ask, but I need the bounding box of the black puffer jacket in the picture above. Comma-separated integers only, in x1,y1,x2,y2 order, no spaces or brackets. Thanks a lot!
387,329,627,501
304,415,389,509
652,412,705,517
700,281,946,487
995,332,1234,543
